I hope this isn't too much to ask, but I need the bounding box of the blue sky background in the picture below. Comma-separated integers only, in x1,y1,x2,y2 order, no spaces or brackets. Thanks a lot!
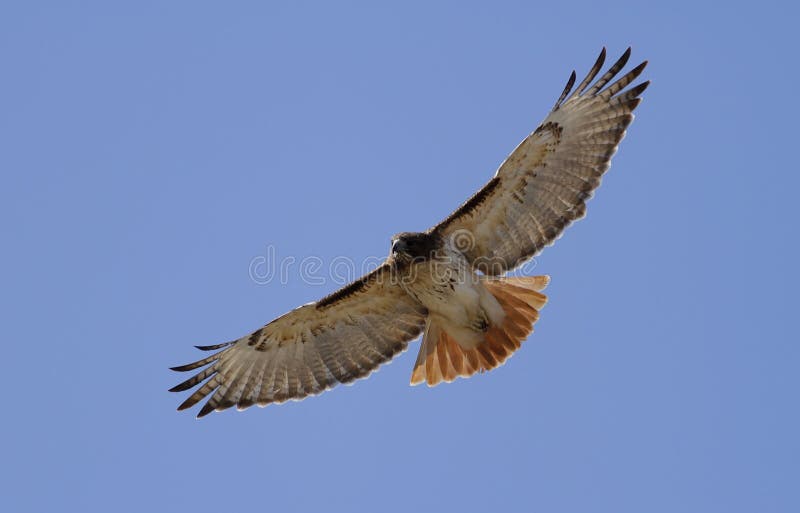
2,2,798,512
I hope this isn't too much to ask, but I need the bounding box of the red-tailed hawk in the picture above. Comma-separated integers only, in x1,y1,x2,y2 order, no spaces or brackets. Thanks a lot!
171,48,649,417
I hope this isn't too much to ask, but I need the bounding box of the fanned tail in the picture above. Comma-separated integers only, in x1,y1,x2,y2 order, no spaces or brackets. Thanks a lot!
410,275,549,386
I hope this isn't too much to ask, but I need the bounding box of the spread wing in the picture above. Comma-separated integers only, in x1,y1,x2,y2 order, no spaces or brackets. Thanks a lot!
435,48,649,274
170,263,427,417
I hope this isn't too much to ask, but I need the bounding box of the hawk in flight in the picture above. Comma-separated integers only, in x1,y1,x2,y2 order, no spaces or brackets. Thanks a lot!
171,48,649,417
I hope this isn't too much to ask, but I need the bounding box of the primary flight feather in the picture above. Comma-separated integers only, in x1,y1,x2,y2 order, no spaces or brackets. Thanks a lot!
170,48,649,417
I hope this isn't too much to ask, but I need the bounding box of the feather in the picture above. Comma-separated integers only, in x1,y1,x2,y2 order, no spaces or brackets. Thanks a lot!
435,48,648,274
170,264,427,416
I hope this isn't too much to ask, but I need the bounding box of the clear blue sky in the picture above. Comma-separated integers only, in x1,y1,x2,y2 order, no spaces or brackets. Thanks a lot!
2,2,798,512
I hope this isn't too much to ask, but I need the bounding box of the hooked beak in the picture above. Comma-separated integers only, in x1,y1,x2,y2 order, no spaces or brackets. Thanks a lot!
392,239,408,255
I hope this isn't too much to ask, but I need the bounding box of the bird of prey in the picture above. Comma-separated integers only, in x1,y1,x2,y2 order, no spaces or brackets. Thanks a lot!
170,48,649,417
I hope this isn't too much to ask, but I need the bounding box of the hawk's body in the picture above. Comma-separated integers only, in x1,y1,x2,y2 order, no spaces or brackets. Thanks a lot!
171,48,649,417
393,232,500,349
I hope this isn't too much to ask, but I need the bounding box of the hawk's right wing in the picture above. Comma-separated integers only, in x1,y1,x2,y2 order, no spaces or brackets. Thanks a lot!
170,263,428,417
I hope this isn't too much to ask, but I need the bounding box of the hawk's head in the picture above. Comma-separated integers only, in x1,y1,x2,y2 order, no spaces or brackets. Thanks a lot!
390,231,442,263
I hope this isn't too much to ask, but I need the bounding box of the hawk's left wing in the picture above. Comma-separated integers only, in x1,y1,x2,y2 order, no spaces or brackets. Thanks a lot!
170,264,427,417
435,48,649,274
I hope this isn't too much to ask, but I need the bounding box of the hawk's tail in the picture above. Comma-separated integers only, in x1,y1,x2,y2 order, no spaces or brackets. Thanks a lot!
410,275,549,386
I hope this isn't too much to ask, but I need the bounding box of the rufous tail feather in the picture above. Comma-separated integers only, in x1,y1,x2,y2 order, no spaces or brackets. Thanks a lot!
410,275,549,386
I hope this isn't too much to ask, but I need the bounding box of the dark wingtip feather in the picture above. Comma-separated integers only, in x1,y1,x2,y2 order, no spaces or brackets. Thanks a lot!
572,47,607,99
598,46,608,66
631,80,651,96
618,81,651,104
613,47,632,73
169,367,216,392
197,401,217,418
627,60,647,79
553,70,577,111
177,396,196,411
170,363,197,372
169,355,215,372
195,341,233,351
169,383,187,393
